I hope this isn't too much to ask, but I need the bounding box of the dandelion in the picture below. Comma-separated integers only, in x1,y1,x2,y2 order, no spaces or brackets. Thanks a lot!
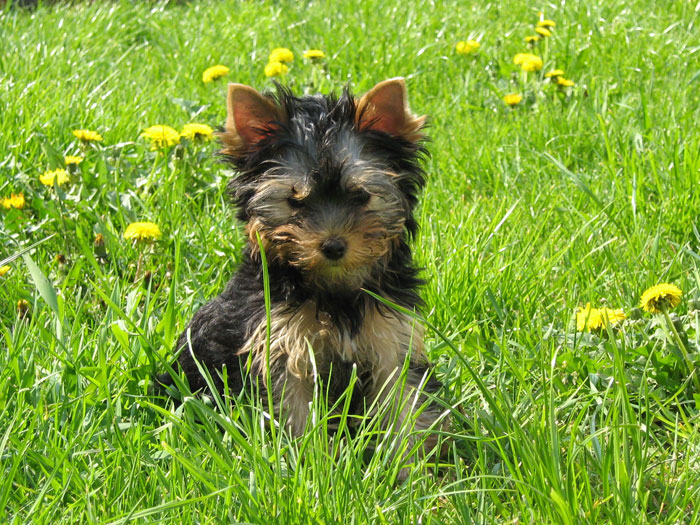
525,35,541,44
202,65,229,83
535,27,553,38
94,233,107,258
521,57,543,72
180,123,214,141
2,193,25,209
17,299,30,315
0,265,10,276
124,221,162,241
545,69,565,78
503,93,523,106
513,53,543,72
265,61,289,77
557,77,575,87
577,303,602,331
141,125,181,148
640,283,682,314
599,307,627,327
641,282,698,389
72,129,103,142
303,49,326,60
40,168,70,187
64,155,83,165
269,47,294,63
537,20,556,28
576,303,626,331
455,40,480,55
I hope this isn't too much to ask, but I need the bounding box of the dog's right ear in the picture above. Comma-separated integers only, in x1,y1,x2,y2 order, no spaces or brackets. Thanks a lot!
221,84,281,155
356,78,426,143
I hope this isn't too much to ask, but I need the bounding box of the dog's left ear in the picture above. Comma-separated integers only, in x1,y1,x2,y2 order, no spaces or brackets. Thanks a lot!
356,78,426,142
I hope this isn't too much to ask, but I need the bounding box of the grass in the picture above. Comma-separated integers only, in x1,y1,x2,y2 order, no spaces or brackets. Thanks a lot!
2,0,700,522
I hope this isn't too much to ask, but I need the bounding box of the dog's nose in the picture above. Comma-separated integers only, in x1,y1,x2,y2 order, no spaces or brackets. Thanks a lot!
320,238,347,260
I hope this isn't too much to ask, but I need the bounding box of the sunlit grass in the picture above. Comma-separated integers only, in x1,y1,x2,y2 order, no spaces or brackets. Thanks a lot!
2,0,700,522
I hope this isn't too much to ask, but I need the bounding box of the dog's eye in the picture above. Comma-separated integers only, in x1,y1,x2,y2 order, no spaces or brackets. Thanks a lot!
287,196,305,209
351,189,371,206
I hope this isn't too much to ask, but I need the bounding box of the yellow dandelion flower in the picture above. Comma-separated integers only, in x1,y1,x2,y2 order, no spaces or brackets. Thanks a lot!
503,93,523,106
17,299,30,314
13,193,26,208
525,35,541,43
520,55,544,73
141,125,181,148
269,47,294,63
202,65,229,83
40,168,70,187
2,193,26,209
180,123,214,141
513,53,543,71
72,129,103,142
599,307,626,327
535,27,553,38
577,303,626,331
557,77,575,87
0,265,10,276
124,221,162,241
537,20,556,28
265,61,289,77
640,283,683,314
456,40,480,55
303,49,326,59
577,303,602,331
545,69,565,78
64,155,84,165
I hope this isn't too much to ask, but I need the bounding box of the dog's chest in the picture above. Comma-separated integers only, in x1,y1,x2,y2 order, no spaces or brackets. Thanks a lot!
245,300,425,385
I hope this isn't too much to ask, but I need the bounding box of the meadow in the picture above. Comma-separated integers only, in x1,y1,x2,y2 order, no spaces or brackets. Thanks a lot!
2,0,700,522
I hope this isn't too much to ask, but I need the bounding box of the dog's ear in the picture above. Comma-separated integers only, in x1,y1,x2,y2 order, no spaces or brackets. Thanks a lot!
222,84,281,154
356,78,426,142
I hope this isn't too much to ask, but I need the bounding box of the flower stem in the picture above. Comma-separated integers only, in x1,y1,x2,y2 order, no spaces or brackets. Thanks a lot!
135,241,143,281
661,306,700,392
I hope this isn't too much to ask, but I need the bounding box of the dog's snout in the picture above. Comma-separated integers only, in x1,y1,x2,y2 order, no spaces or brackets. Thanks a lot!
320,238,347,260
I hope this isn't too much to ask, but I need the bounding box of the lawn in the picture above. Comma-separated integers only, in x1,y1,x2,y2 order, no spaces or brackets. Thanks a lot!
2,0,700,522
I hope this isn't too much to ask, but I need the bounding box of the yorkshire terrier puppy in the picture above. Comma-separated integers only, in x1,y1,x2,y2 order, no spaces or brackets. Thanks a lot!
159,78,445,466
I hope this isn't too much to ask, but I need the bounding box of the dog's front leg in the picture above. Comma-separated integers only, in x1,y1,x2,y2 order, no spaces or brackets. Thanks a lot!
275,368,314,437
374,361,446,479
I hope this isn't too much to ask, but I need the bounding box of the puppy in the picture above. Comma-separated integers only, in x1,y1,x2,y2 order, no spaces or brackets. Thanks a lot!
159,78,445,468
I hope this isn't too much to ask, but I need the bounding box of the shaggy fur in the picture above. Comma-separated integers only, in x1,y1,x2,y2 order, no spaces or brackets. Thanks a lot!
158,78,445,465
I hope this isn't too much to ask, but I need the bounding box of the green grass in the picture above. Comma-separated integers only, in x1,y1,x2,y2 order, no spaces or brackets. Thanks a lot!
2,0,700,522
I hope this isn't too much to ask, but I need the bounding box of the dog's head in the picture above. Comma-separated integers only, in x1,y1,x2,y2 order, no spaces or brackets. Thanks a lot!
221,78,427,292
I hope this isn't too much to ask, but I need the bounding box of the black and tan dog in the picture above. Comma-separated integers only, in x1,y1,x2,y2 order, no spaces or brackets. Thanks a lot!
159,78,445,464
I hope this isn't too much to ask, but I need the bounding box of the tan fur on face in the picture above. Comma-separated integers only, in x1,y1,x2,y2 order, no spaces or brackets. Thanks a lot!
246,205,404,290
245,218,273,259
273,218,401,289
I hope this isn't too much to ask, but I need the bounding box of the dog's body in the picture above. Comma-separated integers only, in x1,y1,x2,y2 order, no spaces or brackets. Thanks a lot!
160,78,444,456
